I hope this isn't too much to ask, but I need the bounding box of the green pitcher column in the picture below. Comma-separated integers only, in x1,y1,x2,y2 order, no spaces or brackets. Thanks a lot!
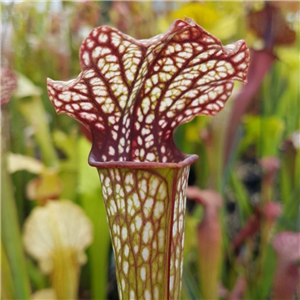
98,165,191,300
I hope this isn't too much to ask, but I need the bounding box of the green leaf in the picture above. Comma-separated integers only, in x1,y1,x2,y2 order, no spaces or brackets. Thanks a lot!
1,155,31,300
240,115,285,157
229,171,252,223
78,137,110,300
1,242,15,299
14,73,42,98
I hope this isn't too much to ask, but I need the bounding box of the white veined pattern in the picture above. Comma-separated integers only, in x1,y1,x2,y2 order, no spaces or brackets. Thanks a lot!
98,166,189,300
47,18,249,164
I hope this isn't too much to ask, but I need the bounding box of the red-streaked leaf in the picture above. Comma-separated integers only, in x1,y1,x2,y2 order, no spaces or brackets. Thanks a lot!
1,67,17,105
47,18,249,165
272,231,300,300
232,202,281,254
248,4,296,47
224,49,276,162
186,186,222,209
229,277,247,300
273,232,300,263
186,187,223,299
260,157,281,184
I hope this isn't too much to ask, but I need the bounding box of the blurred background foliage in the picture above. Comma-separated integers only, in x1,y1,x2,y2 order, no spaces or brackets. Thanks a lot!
1,1,299,300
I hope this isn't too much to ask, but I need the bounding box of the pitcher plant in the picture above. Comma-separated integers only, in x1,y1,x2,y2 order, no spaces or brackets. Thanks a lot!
47,18,249,300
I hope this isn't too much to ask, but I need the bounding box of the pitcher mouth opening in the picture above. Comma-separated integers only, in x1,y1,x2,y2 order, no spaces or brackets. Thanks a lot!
88,153,199,169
